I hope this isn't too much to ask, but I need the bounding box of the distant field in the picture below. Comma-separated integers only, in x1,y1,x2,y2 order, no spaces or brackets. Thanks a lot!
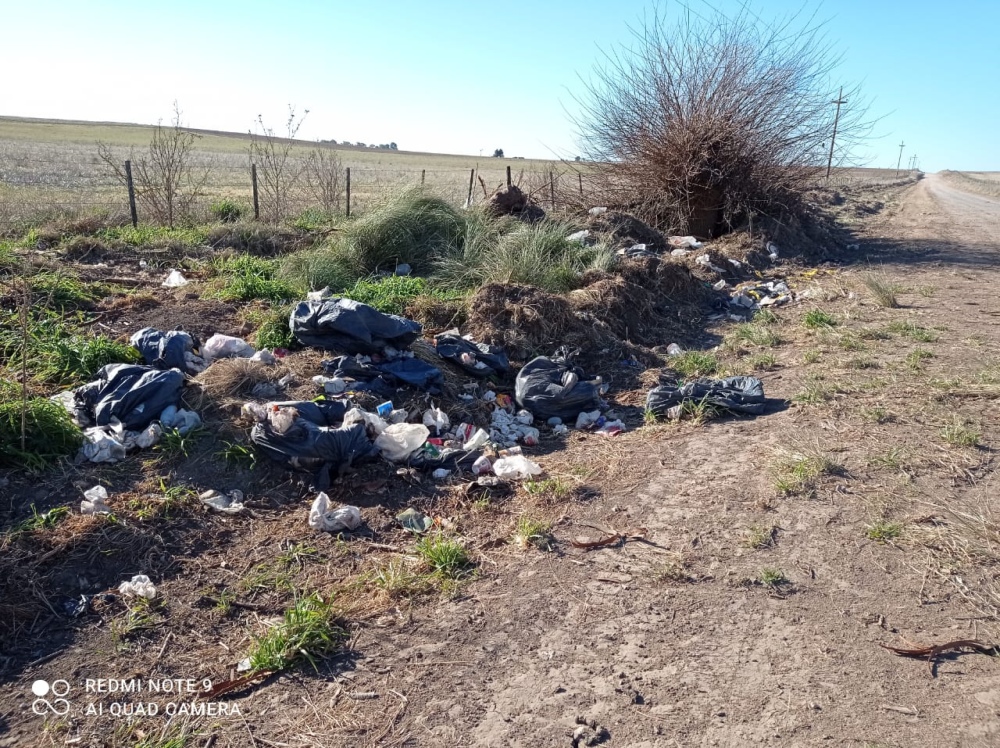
0,116,915,229
941,170,1000,198
0,116,572,228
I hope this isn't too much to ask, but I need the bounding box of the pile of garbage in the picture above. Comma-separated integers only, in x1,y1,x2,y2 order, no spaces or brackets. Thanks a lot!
484,185,545,223
646,376,767,419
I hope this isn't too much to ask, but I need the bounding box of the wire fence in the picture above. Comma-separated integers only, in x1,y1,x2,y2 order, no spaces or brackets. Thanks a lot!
0,137,912,235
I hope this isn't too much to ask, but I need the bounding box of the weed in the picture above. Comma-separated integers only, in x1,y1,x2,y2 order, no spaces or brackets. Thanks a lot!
941,419,980,448
857,327,890,341
743,524,776,549
512,516,554,551
676,395,722,423
887,320,937,342
643,408,658,426
131,480,197,520
370,559,433,599
753,309,779,325
341,275,459,315
415,534,473,579
654,554,692,583
218,441,257,469
803,309,836,329
210,198,247,223
793,375,833,405
802,349,821,364
0,396,83,469
861,271,901,308
859,406,892,424
773,450,840,495
745,353,777,371
758,568,789,588
846,356,879,370
276,542,320,568
211,588,237,616
524,477,572,499
247,593,345,673
726,322,781,349
46,334,142,384
906,347,934,370
247,305,296,350
865,521,903,542
670,351,719,378
156,427,203,459
7,505,70,538
215,255,301,302
837,334,867,352
30,270,96,309
112,597,164,642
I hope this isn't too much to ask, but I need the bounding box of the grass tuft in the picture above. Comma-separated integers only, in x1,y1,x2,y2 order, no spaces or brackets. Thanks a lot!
415,534,473,579
803,309,837,329
247,593,345,673
861,270,901,308
512,516,554,551
865,520,903,542
669,351,719,379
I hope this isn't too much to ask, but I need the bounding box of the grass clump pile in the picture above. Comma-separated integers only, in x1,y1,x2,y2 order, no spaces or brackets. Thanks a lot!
247,593,345,673
0,392,83,469
669,351,719,378
415,533,473,579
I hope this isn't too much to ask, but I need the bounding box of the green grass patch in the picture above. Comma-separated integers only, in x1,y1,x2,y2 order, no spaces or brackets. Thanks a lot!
743,524,776,550
773,450,840,495
247,593,345,673
803,309,837,329
30,271,97,310
906,347,934,370
758,568,789,588
941,419,980,448
512,516,554,551
415,534,473,579
887,320,937,342
726,322,781,350
243,305,296,350
0,395,83,469
7,504,70,538
214,255,302,302
669,351,720,378
865,521,903,542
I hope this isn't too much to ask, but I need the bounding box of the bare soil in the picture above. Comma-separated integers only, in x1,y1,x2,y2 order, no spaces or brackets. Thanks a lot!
5,174,1000,747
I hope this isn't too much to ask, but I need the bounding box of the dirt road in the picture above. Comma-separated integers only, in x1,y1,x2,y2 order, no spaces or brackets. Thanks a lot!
329,175,1000,747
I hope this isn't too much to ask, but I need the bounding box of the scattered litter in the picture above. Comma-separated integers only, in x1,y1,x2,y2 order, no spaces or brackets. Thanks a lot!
81,427,127,463
118,574,156,599
553,423,569,435
81,486,111,515
516,350,604,421
202,334,256,362
124,422,162,450
375,423,430,463
200,489,245,514
432,468,452,480
567,229,590,244
394,263,412,276
588,207,608,216
397,507,433,533
767,242,780,260
728,258,742,268
462,427,491,451
308,493,362,532
695,254,726,273
472,455,493,474
713,279,727,291
492,455,543,480
130,327,206,374
161,269,189,288
236,658,252,673
434,332,510,378
323,355,443,396
669,236,703,249
575,410,601,430
250,349,277,365
307,287,333,301
376,401,393,418
879,639,999,675
595,420,625,437
159,405,202,435
670,248,690,257
290,298,422,354
666,343,683,355
311,375,347,395
646,376,766,419
74,364,185,431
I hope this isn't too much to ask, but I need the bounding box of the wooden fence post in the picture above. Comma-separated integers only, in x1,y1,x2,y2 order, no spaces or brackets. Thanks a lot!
421,169,425,185
549,171,556,211
124,160,138,227
578,173,584,198
346,167,351,218
466,168,475,206
251,164,260,220
506,165,511,188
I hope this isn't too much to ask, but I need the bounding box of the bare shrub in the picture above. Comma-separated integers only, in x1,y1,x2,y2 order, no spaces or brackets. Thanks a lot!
98,103,208,227
302,148,344,213
249,107,308,223
576,4,871,236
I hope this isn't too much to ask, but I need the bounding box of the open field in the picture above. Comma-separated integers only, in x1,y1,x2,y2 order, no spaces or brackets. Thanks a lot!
0,116,916,231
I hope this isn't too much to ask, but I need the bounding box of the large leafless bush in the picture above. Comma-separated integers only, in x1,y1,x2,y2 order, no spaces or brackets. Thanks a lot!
577,4,871,236
249,107,307,223
98,103,208,227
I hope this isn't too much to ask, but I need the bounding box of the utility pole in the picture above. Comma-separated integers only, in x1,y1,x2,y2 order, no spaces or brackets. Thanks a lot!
896,141,905,176
825,87,846,180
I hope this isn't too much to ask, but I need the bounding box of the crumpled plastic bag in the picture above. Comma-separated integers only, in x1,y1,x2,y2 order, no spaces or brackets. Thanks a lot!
250,349,277,365
422,406,450,435
199,489,245,514
646,376,766,418
161,269,188,288
396,507,433,533
515,352,603,421
493,456,543,480
159,405,201,435
118,574,156,599
74,364,185,431
81,486,111,514
434,332,510,378
130,328,206,374
375,423,430,463
81,427,127,463
308,493,363,532
202,334,257,362
290,298,422,354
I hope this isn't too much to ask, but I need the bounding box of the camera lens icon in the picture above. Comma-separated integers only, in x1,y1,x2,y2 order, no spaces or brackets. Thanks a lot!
31,680,70,716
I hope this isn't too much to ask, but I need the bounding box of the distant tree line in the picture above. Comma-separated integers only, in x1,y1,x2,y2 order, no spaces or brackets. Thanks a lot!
319,139,397,150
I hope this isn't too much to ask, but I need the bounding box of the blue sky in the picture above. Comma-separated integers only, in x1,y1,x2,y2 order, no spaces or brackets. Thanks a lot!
2,0,998,171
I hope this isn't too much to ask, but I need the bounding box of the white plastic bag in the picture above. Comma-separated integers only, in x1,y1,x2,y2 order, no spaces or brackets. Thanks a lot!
432,468,452,480
493,456,543,480
422,406,450,434
200,489,245,514
81,486,111,514
308,493,363,532
250,349,277,365
81,427,126,463
119,574,157,599
462,428,491,451
161,269,189,288
343,407,388,436
159,406,201,435
202,334,256,361
575,410,602,430
375,423,429,462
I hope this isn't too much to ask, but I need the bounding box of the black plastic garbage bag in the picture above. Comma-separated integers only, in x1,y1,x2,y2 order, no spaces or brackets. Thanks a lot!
290,299,422,354
515,354,602,421
261,400,352,427
130,327,201,373
322,356,443,395
434,333,510,378
74,364,185,430
646,376,766,417
251,405,376,490
408,447,483,472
